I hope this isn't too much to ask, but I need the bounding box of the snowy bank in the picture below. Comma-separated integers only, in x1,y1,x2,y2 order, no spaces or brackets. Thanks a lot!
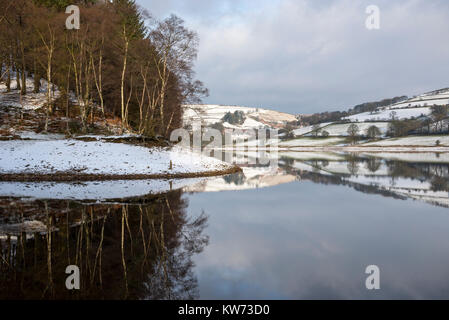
0,140,240,181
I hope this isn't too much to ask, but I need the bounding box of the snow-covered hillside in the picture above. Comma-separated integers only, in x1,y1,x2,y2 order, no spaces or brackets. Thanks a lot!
294,122,391,137
288,87,449,141
183,104,297,130
345,88,449,122
362,135,449,147
292,122,332,136
345,107,431,122
0,76,59,110
385,88,449,110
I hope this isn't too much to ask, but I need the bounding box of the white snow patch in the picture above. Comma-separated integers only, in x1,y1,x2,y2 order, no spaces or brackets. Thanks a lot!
279,137,346,147
345,107,431,122
321,122,390,137
362,135,449,147
0,76,60,110
0,140,234,175
292,123,333,136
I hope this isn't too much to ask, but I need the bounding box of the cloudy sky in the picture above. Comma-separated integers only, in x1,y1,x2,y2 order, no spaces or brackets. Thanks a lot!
136,0,449,114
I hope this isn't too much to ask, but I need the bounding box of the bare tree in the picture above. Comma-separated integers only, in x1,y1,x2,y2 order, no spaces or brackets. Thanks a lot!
431,105,448,133
311,124,321,137
150,14,201,135
367,125,381,140
36,22,56,132
347,123,360,144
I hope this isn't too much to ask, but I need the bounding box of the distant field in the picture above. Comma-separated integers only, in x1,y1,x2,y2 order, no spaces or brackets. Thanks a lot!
293,122,390,137
345,107,431,122
362,135,449,147
320,122,390,136
279,137,347,147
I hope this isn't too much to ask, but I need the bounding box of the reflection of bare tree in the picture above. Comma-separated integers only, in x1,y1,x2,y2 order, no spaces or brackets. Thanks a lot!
387,161,420,178
343,154,360,176
347,160,359,175
320,160,329,168
223,172,246,185
431,176,449,192
366,158,382,173
145,210,208,300
0,190,208,300
43,201,54,298
309,160,321,172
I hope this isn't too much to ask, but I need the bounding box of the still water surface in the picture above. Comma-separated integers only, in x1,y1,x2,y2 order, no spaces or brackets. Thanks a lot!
1,151,449,299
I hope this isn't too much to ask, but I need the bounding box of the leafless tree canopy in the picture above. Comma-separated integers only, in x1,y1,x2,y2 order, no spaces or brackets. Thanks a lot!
0,0,208,136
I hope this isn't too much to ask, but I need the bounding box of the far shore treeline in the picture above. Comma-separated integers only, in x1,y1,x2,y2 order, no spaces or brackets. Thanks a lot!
0,0,208,137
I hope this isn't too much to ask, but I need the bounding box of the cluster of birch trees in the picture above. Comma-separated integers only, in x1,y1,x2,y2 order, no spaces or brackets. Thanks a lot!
0,0,207,136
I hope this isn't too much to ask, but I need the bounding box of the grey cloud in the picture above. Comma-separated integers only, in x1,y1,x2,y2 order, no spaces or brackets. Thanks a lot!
138,0,449,114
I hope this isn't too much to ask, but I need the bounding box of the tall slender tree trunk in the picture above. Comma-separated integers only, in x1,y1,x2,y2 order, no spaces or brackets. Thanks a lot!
159,58,168,130
5,55,11,92
37,26,55,132
66,63,71,118
21,67,26,95
20,42,26,95
120,37,129,129
15,63,21,91
45,53,52,131
98,50,104,118
44,43,54,132
138,71,147,134
33,59,41,94
165,111,175,136
91,48,104,119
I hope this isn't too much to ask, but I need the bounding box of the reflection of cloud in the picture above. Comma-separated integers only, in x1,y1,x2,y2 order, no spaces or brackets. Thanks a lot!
189,180,449,299
138,0,449,114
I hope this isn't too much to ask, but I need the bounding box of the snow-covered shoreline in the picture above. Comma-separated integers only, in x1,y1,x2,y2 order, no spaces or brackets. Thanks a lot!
0,139,240,181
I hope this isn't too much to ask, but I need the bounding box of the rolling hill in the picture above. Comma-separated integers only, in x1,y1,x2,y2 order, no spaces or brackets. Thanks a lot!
182,104,297,130
344,88,449,122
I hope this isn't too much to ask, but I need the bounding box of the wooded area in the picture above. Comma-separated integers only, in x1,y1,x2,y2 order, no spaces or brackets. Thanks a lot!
0,0,207,137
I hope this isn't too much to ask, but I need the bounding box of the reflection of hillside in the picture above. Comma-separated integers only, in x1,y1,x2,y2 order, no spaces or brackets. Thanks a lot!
185,152,449,209
292,158,449,209
185,166,297,192
0,191,208,300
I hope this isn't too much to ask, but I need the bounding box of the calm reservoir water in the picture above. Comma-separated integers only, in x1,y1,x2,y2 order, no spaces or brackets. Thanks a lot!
1,151,449,299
